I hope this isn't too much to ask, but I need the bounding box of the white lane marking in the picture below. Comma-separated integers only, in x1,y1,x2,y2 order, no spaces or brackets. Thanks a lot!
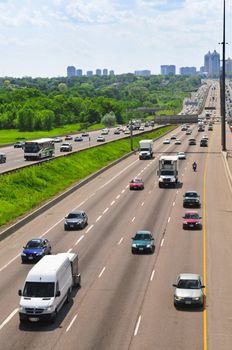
96,215,102,222
111,200,115,206
103,207,109,214
99,266,106,278
173,202,175,206
67,248,72,253
126,185,129,189
121,189,125,194
40,218,64,237
141,202,144,206
176,190,179,194
150,270,155,281
161,238,164,247
134,315,141,336
0,253,21,273
0,308,18,330
168,217,171,223
74,235,84,246
137,172,141,176
66,314,77,333
86,224,94,233
149,190,152,194
132,217,135,222
116,195,120,199
118,237,124,245
182,173,184,176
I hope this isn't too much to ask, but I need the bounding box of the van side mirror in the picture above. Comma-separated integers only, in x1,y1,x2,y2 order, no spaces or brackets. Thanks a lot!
18,289,22,296
56,290,61,297
172,284,177,288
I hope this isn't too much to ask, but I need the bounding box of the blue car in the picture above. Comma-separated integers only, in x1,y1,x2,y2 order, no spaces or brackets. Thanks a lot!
131,230,155,254
21,238,51,263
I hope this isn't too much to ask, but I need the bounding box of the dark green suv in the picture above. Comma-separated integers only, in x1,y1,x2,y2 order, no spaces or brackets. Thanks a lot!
131,230,155,254
183,191,201,208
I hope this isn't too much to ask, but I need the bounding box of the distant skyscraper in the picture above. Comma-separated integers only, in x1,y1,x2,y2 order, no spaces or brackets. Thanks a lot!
109,70,114,75
204,50,220,78
76,69,83,77
96,69,102,76
179,67,197,76
67,66,76,77
160,65,176,75
226,58,232,73
134,70,151,77
87,70,93,76
102,69,108,76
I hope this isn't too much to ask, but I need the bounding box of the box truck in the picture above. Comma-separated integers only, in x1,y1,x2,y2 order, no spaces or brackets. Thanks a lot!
18,253,80,323
157,155,179,188
139,140,153,159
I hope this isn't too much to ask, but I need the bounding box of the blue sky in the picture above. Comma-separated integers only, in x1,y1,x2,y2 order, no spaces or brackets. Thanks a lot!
0,0,231,77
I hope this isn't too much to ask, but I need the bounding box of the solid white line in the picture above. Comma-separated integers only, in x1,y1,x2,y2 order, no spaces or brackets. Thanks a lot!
141,202,145,206
99,266,106,278
0,253,21,273
96,215,102,222
86,224,94,233
116,194,120,199
118,237,124,245
103,207,109,214
168,217,171,223
150,270,155,281
66,314,77,333
161,238,164,247
67,248,72,253
74,235,84,246
111,200,115,206
132,217,135,222
134,315,141,336
0,308,18,330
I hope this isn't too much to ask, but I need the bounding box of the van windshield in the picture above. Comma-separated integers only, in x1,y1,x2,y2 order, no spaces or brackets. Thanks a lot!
161,170,174,176
23,282,55,297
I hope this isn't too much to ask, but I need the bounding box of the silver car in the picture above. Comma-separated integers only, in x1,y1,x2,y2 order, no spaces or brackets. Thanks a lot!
173,273,205,308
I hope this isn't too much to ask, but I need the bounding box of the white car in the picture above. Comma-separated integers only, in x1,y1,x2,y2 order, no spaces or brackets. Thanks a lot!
139,126,144,131
173,273,205,308
124,129,130,134
175,139,181,145
163,138,170,144
177,152,186,160
97,136,105,142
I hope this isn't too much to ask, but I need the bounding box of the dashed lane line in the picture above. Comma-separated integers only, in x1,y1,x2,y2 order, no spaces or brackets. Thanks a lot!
85,224,94,233
0,308,18,331
150,270,155,281
96,215,102,222
161,238,164,247
111,200,115,206
74,235,84,246
134,315,141,336
99,266,106,278
103,208,109,214
66,314,77,333
118,237,124,245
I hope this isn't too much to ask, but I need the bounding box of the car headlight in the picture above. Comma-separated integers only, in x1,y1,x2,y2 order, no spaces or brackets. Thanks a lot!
174,296,183,301
36,252,43,255
45,306,53,311
159,178,163,182
146,244,152,248
19,305,25,312
21,253,26,256
132,244,137,248
192,297,200,301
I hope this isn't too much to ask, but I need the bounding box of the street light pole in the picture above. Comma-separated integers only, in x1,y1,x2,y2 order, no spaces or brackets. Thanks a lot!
221,0,226,151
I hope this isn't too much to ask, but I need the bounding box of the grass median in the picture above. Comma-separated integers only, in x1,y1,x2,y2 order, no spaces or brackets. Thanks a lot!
0,125,176,227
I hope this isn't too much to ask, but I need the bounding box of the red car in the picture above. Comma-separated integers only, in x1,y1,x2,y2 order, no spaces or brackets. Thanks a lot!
65,135,73,140
182,211,202,230
129,178,144,190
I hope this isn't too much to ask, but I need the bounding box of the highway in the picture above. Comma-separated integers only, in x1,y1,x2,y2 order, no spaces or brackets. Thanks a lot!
1,82,232,349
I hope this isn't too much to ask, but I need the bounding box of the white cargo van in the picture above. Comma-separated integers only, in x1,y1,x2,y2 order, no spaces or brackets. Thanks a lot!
18,253,80,323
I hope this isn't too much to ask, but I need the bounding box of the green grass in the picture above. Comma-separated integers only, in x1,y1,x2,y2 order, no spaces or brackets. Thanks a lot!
0,125,175,226
0,123,105,145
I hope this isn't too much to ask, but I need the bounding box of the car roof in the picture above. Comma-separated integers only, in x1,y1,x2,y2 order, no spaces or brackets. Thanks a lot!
28,238,44,243
184,211,199,214
185,191,198,194
135,230,152,235
69,210,85,214
132,177,143,181
177,273,201,280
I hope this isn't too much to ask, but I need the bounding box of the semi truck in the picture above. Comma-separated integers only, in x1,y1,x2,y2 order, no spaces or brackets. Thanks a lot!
18,253,81,323
157,155,179,188
139,139,153,160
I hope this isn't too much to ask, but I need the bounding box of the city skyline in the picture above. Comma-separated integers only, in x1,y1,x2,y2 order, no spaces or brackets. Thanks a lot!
0,0,232,77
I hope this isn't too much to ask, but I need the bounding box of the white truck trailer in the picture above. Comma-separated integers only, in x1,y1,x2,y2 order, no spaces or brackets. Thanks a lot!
157,155,179,188
139,139,153,160
18,253,80,323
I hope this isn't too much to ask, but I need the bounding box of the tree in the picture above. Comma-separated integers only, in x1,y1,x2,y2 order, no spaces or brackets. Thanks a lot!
101,112,116,127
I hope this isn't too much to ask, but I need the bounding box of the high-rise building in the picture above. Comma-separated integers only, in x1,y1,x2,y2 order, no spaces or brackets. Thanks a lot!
204,50,220,78
76,69,83,77
96,69,102,76
86,70,93,76
109,70,114,75
160,65,176,75
225,58,232,73
134,70,151,77
102,69,108,76
179,67,197,76
67,66,76,77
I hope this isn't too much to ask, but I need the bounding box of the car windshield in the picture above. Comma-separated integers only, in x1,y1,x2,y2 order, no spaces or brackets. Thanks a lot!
26,241,42,248
185,192,198,198
161,170,174,175
67,213,82,219
177,279,201,289
134,233,151,240
184,213,199,219
131,179,142,183
23,282,55,297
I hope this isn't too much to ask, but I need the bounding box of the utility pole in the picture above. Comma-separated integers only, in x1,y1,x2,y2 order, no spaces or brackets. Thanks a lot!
130,119,134,151
221,0,226,151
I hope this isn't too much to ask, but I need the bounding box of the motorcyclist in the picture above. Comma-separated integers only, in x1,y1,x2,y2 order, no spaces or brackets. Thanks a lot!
192,161,197,171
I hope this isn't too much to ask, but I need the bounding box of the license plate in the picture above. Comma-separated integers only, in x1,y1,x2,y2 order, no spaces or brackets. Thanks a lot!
28,256,33,260
189,224,194,227
70,224,74,228
185,301,191,304
139,248,144,251
29,317,39,322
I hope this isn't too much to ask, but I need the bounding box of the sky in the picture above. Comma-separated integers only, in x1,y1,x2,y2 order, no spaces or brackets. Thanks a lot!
0,0,231,77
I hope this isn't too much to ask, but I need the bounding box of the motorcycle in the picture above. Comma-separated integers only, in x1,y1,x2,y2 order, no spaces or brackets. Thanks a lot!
192,163,197,172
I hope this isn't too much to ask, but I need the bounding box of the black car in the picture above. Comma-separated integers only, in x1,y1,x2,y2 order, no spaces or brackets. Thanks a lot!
21,238,51,263
64,210,88,230
188,138,196,145
82,132,89,137
14,141,25,148
0,153,6,163
183,191,201,208
131,230,155,254
200,139,208,147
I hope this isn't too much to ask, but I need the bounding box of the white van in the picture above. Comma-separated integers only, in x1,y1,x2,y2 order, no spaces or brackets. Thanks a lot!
18,253,80,323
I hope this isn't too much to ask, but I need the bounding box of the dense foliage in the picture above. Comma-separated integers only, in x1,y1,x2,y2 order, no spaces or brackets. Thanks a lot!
0,75,201,131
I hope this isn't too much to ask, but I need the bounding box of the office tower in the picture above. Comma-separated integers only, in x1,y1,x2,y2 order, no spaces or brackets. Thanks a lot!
226,58,232,73
67,66,76,77
109,70,114,75
134,70,151,77
204,50,220,78
160,65,176,75
76,69,83,77
96,69,102,76
102,69,108,76
87,71,93,76
179,67,197,76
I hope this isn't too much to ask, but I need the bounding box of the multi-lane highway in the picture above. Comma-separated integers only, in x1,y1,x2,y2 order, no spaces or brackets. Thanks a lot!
0,82,232,349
